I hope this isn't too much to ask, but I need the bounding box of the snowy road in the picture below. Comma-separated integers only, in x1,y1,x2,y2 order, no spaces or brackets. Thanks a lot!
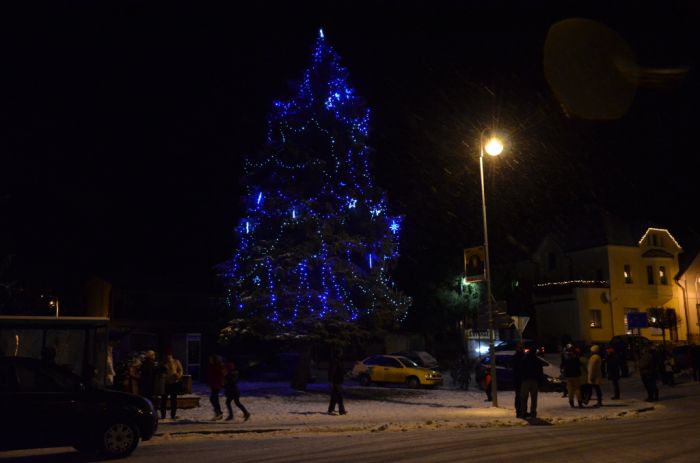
4,381,700,462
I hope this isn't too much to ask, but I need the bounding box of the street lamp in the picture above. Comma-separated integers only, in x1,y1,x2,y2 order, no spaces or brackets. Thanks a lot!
48,298,60,317
479,131,504,407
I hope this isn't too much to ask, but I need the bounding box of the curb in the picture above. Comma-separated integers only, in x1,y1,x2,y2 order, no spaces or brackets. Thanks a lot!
156,427,286,437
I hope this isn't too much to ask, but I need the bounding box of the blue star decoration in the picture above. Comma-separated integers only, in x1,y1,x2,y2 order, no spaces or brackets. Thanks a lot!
252,276,261,285
390,221,400,234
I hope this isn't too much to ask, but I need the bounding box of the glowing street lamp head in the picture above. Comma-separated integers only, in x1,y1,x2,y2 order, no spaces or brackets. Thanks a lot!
484,137,504,156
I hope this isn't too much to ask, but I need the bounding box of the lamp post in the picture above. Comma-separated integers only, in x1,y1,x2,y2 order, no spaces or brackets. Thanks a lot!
479,131,503,407
48,298,60,317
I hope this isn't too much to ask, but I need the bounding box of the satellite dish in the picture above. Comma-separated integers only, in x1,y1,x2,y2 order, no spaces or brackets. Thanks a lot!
601,291,610,304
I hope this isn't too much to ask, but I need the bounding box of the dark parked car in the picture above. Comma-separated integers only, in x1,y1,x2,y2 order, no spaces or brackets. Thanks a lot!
671,344,692,372
475,351,564,392
494,339,545,354
0,356,158,458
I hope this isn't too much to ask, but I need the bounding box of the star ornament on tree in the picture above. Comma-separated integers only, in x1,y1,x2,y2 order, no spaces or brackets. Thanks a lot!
389,221,400,234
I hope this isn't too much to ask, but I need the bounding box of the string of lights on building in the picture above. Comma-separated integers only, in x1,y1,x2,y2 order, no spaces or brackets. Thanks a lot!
535,280,610,288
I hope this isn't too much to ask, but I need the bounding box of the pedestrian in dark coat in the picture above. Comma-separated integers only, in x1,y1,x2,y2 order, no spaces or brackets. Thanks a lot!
661,350,675,386
327,352,347,415
511,344,525,417
139,350,157,404
561,345,583,408
691,344,700,382
224,361,250,421
639,346,659,401
605,347,622,400
519,348,544,419
206,354,224,420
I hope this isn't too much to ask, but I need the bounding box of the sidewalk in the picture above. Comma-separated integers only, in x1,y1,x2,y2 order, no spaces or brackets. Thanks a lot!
154,375,694,438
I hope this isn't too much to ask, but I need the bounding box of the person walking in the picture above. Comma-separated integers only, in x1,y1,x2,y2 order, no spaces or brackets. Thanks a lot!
224,361,250,421
639,346,659,401
662,349,675,386
519,348,544,419
511,344,525,417
327,352,347,415
561,344,583,408
605,347,622,400
160,350,184,419
481,369,493,402
587,345,603,407
207,354,225,420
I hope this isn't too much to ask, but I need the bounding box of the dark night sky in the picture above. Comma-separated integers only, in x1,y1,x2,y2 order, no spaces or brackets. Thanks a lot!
3,1,700,300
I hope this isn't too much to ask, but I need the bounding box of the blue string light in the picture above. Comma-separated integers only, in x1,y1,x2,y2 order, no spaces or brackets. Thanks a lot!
221,30,409,327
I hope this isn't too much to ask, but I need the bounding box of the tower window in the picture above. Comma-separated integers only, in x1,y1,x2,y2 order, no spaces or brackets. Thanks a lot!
624,264,632,284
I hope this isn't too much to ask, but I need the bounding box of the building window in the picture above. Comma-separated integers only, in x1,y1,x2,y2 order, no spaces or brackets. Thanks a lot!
596,268,604,281
659,266,668,285
624,264,632,284
548,252,556,271
624,308,640,335
590,309,602,328
647,266,654,285
651,234,658,246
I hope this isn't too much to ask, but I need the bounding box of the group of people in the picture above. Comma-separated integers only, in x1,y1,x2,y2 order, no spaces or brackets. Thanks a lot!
559,344,611,408
204,352,347,420
562,342,684,406
119,349,185,420
205,354,251,421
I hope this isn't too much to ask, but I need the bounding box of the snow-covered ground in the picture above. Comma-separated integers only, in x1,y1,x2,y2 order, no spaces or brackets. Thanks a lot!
155,374,669,439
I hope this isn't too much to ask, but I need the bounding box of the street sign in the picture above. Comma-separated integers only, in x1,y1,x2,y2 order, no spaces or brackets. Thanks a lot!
464,246,485,282
627,312,649,329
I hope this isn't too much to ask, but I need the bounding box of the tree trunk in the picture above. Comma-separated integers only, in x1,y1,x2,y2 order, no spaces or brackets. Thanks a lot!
290,344,312,391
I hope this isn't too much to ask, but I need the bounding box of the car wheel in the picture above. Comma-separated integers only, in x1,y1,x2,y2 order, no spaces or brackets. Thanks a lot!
406,376,420,389
359,374,371,387
100,421,140,458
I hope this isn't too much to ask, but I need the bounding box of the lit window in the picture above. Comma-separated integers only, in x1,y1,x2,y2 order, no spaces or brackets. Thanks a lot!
624,308,640,335
590,309,602,328
659,266,668,285
624,264,632,284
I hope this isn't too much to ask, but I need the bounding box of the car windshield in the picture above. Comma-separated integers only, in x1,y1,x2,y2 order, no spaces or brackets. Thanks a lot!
398,357,420,368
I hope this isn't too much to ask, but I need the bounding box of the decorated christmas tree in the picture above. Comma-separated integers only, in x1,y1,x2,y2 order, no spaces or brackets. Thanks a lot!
220,30,409,342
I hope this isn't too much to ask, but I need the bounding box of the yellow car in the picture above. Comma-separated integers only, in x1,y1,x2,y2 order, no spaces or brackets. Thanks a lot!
351,354,443,388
